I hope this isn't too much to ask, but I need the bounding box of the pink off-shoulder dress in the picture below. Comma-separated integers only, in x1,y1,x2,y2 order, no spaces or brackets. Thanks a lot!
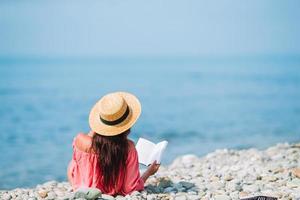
67,135,144,196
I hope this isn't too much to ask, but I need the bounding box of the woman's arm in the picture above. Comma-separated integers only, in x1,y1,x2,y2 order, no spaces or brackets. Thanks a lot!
141,161,160,183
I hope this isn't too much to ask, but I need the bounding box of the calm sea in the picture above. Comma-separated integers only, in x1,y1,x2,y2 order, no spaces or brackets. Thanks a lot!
0,56,300,189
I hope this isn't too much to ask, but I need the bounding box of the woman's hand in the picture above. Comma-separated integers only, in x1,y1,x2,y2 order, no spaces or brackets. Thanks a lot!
141,160,160,182
147,160,160,175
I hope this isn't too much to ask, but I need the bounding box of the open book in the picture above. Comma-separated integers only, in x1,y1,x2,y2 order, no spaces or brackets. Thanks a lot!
135,138,168,166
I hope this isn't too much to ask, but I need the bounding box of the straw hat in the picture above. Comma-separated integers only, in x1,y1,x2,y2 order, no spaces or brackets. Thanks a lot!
89,92,141,136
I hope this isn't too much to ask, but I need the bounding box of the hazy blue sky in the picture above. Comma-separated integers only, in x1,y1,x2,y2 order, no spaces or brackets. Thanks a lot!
0,0,300,57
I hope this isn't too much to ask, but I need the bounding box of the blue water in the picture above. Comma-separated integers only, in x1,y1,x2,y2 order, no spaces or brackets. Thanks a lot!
0,56,300,189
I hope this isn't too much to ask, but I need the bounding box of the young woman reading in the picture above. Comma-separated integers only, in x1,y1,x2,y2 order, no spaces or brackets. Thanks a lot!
67,92,160,196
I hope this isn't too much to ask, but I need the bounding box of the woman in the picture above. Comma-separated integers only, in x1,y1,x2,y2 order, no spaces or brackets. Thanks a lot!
67,92,159,196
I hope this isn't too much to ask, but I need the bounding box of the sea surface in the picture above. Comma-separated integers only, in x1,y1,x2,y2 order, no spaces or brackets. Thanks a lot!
0,56,300,189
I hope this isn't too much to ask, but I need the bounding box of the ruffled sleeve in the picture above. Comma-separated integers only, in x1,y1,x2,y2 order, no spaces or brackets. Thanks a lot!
67,137,76,185
122,145,144,194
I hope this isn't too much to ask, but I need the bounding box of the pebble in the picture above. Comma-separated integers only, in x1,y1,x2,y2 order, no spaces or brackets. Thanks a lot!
214,194,231,200
242,184,259,193
287,179,300,188
158,177,173,188
2,193,12,200
101,194,115,200
292,168,300,178
0,142,299,200
74,188,101,200
174,193,187,200
115,195,126,200
239,191,249,198
163,187,175,193
146,184,161,193
178,181,194,189
262,176,278,182
146,194,156,200
224,175,233,181
38,189,48,198
46,191,56,200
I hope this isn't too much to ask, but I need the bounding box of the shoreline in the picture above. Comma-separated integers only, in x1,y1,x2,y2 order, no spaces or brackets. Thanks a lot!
1,142,300,200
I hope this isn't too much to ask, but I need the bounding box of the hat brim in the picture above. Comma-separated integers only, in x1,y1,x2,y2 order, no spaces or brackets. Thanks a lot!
89,92,141,136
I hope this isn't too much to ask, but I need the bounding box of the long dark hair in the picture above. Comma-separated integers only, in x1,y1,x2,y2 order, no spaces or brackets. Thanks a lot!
91,129,130,192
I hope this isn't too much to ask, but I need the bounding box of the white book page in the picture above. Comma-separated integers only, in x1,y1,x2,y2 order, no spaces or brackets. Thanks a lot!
148,141,168,164
135,138,156,166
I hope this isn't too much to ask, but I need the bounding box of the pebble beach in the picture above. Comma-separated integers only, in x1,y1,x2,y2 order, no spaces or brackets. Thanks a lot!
1,142,300,200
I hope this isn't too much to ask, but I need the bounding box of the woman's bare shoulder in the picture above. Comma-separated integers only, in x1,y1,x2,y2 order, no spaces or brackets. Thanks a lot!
75,133,93,153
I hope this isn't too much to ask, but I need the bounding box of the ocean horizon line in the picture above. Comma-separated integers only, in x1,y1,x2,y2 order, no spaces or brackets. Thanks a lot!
1,54,300,65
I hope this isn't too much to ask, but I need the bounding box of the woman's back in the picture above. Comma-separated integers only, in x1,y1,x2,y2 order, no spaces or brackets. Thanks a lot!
68,133,144,196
